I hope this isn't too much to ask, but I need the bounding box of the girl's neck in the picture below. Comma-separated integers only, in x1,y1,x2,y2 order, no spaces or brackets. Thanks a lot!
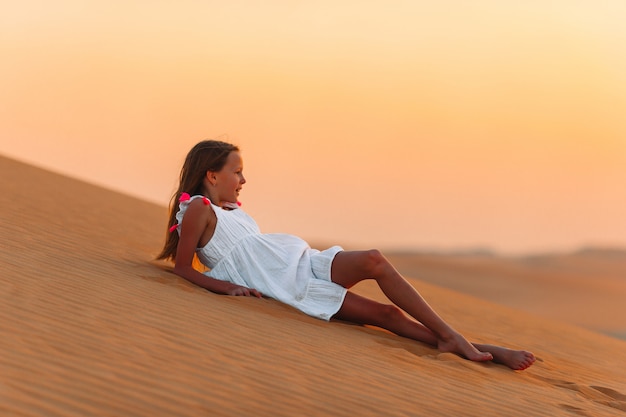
203,188,220,206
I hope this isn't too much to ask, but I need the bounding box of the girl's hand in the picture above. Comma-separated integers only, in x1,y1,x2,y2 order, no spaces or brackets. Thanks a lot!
227,285,262,298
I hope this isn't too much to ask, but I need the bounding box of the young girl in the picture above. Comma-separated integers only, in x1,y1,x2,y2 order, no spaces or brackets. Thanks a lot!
158,140,535,371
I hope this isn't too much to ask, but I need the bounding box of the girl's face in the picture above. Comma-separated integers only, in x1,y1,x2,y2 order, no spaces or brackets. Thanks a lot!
211,151,246,205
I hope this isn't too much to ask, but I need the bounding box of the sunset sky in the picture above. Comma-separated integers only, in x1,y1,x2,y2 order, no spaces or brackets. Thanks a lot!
2,0,625,254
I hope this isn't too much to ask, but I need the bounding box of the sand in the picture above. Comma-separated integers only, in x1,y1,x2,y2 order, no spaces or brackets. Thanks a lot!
1,154,625,417
385,250,626,340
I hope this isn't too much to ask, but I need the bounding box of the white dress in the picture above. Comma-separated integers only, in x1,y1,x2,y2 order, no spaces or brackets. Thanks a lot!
175,195,347,320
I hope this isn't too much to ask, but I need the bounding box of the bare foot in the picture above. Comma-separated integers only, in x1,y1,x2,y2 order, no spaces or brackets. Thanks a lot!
474,344,536,370
438,331,493,362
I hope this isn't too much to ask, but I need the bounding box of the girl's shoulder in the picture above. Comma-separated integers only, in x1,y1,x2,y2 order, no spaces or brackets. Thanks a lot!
174,194,215,226
183,194,213,207
180,194,216,217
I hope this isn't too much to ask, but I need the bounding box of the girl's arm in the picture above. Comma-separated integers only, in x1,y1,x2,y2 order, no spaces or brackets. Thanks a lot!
172,199,262,298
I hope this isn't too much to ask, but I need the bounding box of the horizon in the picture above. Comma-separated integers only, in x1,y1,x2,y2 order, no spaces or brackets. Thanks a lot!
4,150,626,259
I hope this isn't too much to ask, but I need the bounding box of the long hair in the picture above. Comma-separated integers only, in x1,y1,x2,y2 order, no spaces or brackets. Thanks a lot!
156,140,239,262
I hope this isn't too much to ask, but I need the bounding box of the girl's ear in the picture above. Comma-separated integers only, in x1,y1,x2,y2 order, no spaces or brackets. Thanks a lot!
205,171,217,186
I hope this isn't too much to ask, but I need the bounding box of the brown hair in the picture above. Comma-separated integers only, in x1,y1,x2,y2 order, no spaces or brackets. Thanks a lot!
156,140,240,262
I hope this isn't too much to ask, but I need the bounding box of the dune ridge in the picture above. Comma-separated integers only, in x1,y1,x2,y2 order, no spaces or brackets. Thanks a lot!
1,155,625,417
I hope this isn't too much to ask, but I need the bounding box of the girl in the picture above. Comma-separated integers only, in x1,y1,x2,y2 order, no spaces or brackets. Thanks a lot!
158,140,535,371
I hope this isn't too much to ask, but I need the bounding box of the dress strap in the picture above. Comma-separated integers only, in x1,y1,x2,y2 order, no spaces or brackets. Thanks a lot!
170,194,212,233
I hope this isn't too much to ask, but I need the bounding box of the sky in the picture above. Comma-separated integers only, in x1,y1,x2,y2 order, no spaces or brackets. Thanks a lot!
1,0,625,254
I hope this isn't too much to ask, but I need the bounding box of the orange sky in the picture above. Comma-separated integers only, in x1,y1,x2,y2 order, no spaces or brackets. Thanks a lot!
1,1,625,254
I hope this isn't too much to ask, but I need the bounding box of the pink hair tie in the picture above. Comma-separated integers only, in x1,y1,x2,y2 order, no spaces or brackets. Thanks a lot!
179,192,191,202
169,224,179,233
237,201,242,207
202,196,211,205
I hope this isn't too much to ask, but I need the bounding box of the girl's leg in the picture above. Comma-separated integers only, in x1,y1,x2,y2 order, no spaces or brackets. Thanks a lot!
331,250,492,362
334,292,536,370
331,250,536,369
334,291,439,346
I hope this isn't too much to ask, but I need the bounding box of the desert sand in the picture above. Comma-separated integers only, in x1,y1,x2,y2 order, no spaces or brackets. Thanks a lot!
384,250,626,341
1,154,625,417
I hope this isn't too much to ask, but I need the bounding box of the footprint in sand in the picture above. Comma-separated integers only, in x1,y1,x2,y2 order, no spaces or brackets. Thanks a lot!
539,377,626,413
558,404,593,417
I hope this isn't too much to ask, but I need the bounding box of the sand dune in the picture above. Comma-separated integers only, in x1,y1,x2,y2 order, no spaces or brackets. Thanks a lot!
385,250,626,339
1,154,626,417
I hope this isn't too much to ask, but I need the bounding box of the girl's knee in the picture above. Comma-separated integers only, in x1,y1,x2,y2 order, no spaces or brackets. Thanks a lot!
363,249,388,275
